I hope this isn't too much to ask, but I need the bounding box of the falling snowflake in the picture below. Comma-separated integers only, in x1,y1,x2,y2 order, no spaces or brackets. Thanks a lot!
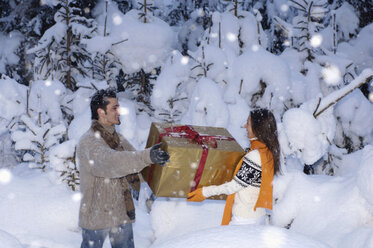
313,195,321,202
251,44,259,52
181,56,189,65
189,181,196,188
0,169,12,185
190,162,198,169
322,64,341,85
72,193,82,202
310,34,323,48
197,9,205,17
226,32,237,42
119,107,129,116
94,131,101,139
113,14,123,25
281,4,289,12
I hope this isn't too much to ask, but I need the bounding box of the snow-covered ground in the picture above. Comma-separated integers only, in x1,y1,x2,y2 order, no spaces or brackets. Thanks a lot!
1,145,373,248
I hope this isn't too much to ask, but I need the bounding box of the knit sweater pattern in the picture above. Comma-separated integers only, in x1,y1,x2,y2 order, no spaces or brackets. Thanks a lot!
203,150,266,221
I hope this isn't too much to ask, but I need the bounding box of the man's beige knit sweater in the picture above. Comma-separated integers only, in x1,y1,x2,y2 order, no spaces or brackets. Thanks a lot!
77,123,152,230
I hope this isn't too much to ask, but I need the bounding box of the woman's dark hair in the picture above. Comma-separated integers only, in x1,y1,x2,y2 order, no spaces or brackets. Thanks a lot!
250,108,281,175
90,88,117,120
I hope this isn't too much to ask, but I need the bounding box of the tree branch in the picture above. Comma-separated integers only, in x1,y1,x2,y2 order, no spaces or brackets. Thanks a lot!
314,69,373,118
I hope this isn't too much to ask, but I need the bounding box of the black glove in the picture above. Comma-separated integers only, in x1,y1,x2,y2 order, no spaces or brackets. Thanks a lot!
150,143,170,166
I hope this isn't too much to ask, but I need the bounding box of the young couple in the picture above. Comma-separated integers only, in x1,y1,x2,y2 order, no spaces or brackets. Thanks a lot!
77,88,280,248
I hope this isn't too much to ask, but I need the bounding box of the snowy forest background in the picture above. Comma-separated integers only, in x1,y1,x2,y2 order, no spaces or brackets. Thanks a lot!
1,0,373,247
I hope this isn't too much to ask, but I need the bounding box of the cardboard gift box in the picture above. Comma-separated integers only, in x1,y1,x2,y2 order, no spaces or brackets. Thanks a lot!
142,122,244,199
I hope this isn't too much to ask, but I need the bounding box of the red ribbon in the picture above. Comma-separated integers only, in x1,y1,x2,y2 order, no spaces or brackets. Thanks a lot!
147,125,235,193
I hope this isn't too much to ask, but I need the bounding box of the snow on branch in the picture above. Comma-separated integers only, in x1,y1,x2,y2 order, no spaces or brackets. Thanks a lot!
313,69,373,118
273,16,293,38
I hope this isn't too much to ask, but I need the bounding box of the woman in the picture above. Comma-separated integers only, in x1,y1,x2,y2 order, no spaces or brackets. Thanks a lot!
187,108,280,225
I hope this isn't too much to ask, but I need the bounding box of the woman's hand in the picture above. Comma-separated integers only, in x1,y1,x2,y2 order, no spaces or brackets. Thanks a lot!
187,188,206,202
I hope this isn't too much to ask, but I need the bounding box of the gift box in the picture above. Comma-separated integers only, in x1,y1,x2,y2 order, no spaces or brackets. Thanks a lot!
142,122,244,199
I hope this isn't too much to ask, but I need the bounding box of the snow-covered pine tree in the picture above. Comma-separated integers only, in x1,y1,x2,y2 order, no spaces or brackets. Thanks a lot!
177,8,209,54
189,45,213,81
50,139,79,191
273,0,328,63
106,5,174,115
310,70,372,174
151,51,190,123
91,47,122,89
225,0,246,18
258,0,296,54
10,79,69,171
293,0,329,62
119,68,159,114
28,0,97,91
11,113,66,171
137,0,156,23
90,0,122,88
0,0,56,85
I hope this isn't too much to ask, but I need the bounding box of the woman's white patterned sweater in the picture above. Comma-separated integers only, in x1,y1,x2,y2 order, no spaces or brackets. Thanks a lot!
202,150,266,220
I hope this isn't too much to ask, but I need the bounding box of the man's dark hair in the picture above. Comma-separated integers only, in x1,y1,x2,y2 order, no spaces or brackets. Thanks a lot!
90,88,117,120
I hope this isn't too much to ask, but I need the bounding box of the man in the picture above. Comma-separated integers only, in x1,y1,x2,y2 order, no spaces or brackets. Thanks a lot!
77,88,169,248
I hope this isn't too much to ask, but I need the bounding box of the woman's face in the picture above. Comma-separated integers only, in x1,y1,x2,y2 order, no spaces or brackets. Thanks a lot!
244,116,256,139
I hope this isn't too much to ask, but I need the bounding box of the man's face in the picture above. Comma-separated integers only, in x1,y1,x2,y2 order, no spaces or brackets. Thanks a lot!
98,98,121,126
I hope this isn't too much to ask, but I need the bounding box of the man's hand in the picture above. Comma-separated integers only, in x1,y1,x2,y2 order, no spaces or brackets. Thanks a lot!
187,188,206,202
150,143,170,166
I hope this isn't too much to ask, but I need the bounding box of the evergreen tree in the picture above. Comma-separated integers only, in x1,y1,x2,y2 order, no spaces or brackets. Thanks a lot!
11,114,66,170
290,0,329,62
151,52,189,123
50,139,80,191
28,0,97,91
136,0,157,23
10,79,69,170
0,0,56,85
90,0,122,87
118,68,159,114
